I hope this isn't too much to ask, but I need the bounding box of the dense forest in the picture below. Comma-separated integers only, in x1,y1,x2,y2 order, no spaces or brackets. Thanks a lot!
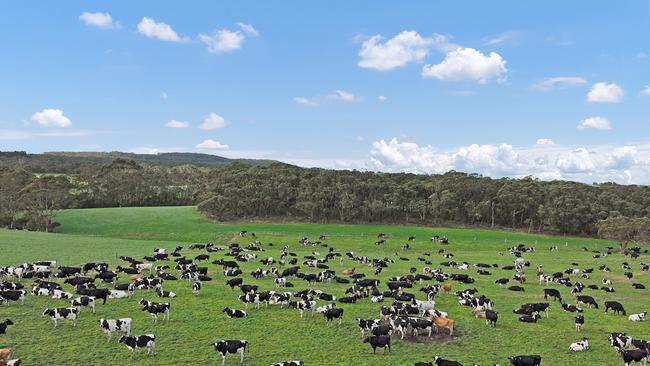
0,151,649,243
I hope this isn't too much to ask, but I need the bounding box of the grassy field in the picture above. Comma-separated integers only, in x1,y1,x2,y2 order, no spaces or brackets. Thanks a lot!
0,206,648,365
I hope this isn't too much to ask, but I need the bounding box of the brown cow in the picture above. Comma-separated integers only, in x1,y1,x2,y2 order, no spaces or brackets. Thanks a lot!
430,316,454,336
0,348,11,361
130,274,143,282
341,268,355,276
442,283,452,294
472,309,486,318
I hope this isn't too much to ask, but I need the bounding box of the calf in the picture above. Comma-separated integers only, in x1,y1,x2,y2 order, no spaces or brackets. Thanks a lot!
213,340,248,365
0,319,13,334
42,307,79,327
99,318,132,341
569,338,589,352
71,296,96,313
192,281,201,295
363,335,391,354
605,301,626,315
119,334,155,356
223,307,248,318
508,355,542,366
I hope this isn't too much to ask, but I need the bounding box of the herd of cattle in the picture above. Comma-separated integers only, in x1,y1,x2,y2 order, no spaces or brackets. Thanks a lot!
0,231,648,365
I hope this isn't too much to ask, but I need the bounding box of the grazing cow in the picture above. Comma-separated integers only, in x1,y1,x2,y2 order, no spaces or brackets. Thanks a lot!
605,301,626,315
42,307,79,327
363,335,391,354
628,312,647,322
119,334,155,356
270,362,303,366
486,310,498,326
77,288,109,304
575,315,585,331
508,355,542,366
71,296,96,313
543,288,562,301
569,338,589,352
192,282,201,295
621,349,649,366
226,278,244,289
140,300,170,322
576,295,599,309
223,307,248,318
213,340,248,365
0,319,13,334
430,316,454,336
323,308,344,326
432,356,463,366
99,318,132,340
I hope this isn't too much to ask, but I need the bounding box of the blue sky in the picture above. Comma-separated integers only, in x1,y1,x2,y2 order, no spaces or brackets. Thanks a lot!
1,1,649,183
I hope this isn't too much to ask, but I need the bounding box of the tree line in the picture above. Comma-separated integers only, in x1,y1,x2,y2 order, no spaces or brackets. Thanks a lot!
0,155,649,243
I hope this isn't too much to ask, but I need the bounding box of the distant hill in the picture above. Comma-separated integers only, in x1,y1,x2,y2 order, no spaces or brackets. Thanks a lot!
0,151,276,174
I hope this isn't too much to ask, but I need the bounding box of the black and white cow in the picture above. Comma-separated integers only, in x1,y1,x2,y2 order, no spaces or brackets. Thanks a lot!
156,289,176,298
223,307,248,318
432,356,463,366
192,282,201,296
139,300,170,321
621,349,648,366
42,307,79,327
575,315,585,331
71,296,96,313
508,355,542,366
357,318,380,338
609,332,633,351
118,334,155,355
270,361,303,366
323,308,344,326
576,295,599,309
99,318,132,340
363,335,391,354
77,288,109,304
0,290,27,305
213,340,248,365
605,301,626,315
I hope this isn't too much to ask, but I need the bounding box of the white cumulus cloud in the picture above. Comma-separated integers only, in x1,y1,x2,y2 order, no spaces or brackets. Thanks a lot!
293,97,319,106
358,30,433,71
166,120,189,128
199,29,245,53
578,116,612,130
237,22,259,36
79,12,118,29
531,76,587,91
377,95,387,102
199,113,227,130
422,47,507,83
137,17,186,42
587,82,624,103
196,139,229,149
640,86,650,96
31,108,72,128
